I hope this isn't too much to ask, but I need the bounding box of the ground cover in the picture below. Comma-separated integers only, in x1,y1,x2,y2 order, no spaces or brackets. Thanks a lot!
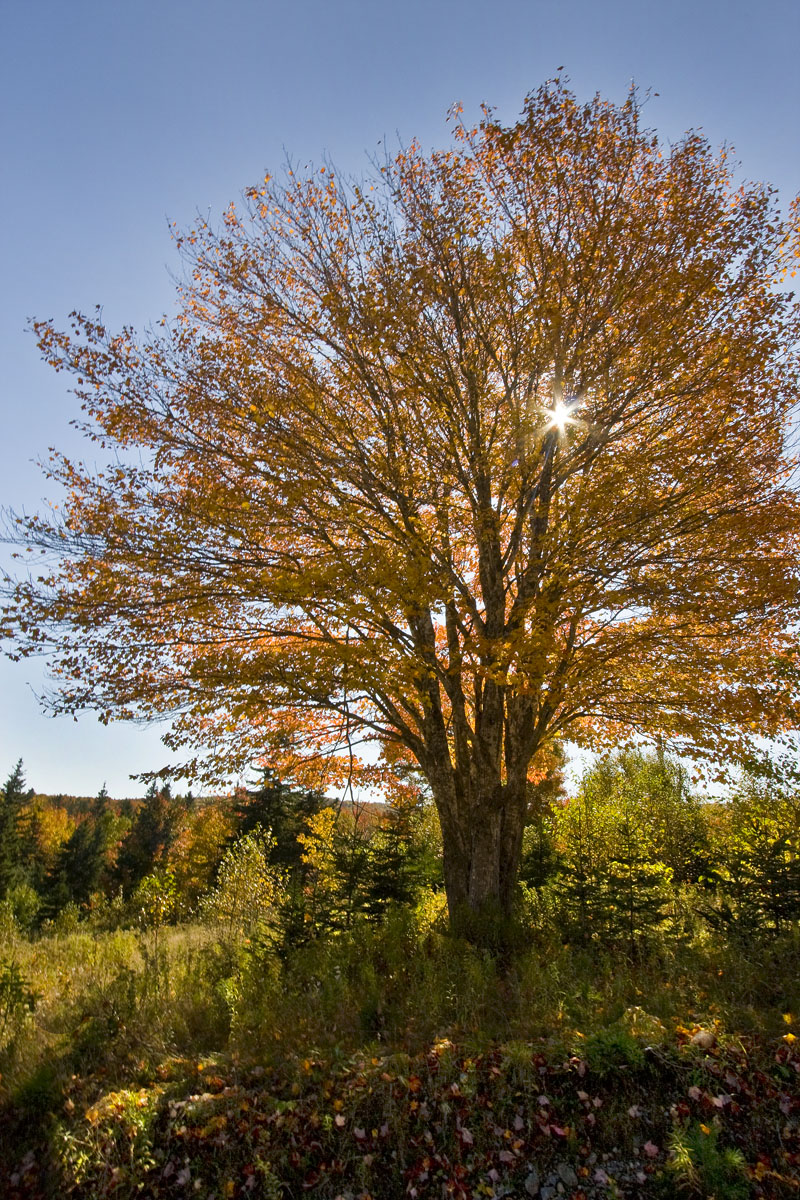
1,918,799,1199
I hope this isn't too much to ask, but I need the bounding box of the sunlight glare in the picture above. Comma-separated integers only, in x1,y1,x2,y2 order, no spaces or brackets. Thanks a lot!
547,399,575,434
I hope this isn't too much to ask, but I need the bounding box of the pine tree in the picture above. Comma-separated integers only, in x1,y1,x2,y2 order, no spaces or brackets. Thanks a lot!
113,780,182,895
44,796,116,916
232,770,328,871
0,760,33,898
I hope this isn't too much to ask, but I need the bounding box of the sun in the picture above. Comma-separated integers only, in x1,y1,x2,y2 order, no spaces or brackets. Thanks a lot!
546,399,577,434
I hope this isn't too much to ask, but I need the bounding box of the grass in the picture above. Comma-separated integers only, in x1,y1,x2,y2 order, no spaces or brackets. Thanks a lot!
1,906,799,1197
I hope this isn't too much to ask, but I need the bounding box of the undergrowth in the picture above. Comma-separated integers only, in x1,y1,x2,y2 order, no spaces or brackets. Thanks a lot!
1,903,799,1197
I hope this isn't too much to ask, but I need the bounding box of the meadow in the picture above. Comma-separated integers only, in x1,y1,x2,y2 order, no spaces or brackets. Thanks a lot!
1,751,799,1199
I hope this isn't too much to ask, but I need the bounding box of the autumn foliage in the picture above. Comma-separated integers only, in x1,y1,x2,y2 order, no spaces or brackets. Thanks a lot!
4,80,800,924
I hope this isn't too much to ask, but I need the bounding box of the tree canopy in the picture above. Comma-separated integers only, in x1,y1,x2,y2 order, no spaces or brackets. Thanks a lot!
4,80,800,922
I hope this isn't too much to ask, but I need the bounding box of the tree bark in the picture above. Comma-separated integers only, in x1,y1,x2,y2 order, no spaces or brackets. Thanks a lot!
434,779,529,941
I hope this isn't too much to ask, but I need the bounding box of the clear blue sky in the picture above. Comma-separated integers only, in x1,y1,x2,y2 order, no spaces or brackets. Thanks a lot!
1,0,798,796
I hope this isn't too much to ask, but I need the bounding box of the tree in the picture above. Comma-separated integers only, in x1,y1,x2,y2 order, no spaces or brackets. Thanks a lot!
200,828,283,942
231,770,328,871
3,80,800,932
578,748,712,884
0,761,34,898
112,781,182,896
44,786,117,916
552,754,679,951
699,770,800,937
166,802,233,911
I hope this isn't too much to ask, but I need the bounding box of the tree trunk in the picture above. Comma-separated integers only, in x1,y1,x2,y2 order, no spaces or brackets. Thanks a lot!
435,785,528,943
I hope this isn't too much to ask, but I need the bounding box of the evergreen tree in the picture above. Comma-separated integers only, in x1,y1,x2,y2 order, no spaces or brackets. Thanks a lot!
620,749,712,884
554,791,613,943
570,748,711,883
0,760,33,898
232,770,328,871
700,772,800,936
113,780,182,895
44,793,116,916
361,816,416,919
555,752,677,950
601,809,674,955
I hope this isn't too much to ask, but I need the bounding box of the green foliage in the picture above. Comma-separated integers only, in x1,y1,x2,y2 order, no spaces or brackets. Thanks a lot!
11,750,800,976
0,883,42,934
51,900,81,936
583,1026,646,1075
200,828,283,942
699,771,800,937
519,807,562,890
269,803,443,955
165,802,232,913
113,781,183,896
57,1083,161,1193
133,869,178,930
662,1122,748,1199
519,744,569,890
296,806,373,935
553,765,675,951
0,956,37,1048
232,770,328,870
0,760,34,898
601,823,675,956
44,798,117,918
362,815,426,917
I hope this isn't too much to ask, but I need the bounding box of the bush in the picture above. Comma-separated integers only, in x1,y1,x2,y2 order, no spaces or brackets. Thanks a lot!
583,1026,646,1075
200,828,283,943
662,1122,748,1199
0,956,38,1049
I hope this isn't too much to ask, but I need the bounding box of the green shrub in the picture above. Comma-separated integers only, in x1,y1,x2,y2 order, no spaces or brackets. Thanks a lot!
200,827,283,942
0,956,38,1048
51,900,81,936
3,884,41,934
583,1026,645,1075
662,1121,748,1199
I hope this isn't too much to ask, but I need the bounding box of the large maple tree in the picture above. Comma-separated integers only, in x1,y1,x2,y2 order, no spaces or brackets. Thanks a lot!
4,81,800,925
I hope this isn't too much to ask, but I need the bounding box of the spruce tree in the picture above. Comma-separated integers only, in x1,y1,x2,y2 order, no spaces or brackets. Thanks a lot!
113,780,181,895
0,760,33,898
601,810,673,955
555,752,677,950
44,792,116,916
232,770,328,871
362,812,426,919
703,772,800,936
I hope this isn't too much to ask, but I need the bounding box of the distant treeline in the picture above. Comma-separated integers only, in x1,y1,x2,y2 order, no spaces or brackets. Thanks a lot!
0,762,436,943
1,750,799,954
